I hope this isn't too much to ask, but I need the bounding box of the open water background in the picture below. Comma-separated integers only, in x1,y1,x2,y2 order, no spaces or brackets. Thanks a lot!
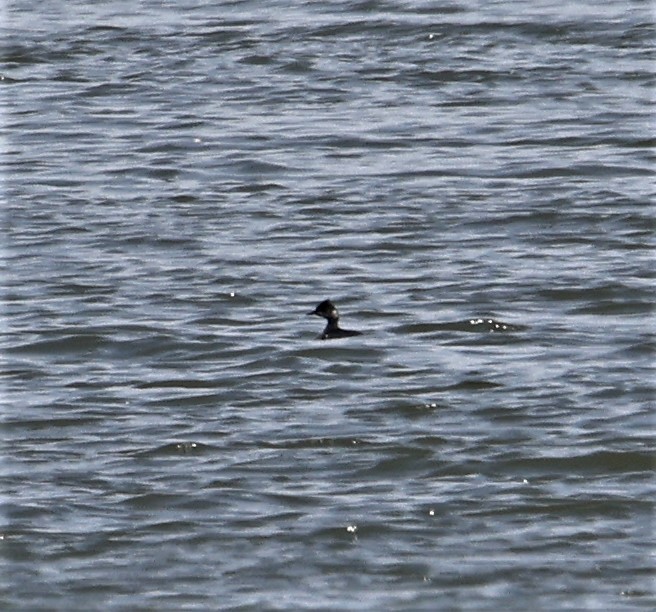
2,0,655,609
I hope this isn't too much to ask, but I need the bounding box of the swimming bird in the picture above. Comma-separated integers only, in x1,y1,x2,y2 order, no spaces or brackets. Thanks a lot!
308,299,363,340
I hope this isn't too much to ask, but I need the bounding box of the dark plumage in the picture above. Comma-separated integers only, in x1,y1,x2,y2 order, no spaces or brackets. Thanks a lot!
308,299,362,340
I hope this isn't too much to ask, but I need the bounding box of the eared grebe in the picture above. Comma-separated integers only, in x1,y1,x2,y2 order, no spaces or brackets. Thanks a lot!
308,299,362,340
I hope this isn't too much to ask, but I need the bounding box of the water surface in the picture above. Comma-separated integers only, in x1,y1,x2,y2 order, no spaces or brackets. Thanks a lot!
2,0,654,609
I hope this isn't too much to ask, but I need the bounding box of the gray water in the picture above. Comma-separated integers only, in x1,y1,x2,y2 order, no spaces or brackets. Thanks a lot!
2,0,654,610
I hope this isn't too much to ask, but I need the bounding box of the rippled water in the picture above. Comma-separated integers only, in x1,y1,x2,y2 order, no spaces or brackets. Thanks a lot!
2,0,655,609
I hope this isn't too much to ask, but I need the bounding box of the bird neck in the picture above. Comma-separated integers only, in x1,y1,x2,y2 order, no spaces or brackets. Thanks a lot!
324,317,340,332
